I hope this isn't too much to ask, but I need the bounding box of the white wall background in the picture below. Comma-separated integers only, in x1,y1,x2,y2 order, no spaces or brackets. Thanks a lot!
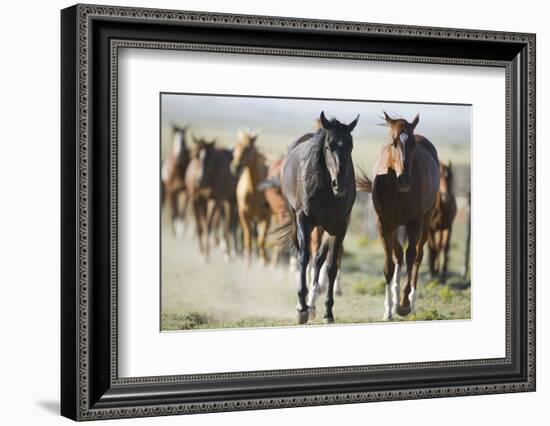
0,0,545,424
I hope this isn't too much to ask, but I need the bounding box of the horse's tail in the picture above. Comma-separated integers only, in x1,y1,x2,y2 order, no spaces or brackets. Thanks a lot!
271,203,297,252
356,167,373,193
257,176,281,192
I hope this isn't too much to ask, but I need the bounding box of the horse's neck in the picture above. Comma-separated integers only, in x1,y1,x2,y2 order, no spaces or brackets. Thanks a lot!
303,136,328,194
245,150,265,185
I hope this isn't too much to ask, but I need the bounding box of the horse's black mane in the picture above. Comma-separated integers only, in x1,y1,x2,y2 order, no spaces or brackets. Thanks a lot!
302,129,328,196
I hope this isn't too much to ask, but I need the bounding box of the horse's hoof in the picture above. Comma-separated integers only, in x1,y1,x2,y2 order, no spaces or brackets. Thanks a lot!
382,313,393,321
395,304,411,317
297,310,309,324
323,316,335,324
308,307,316,320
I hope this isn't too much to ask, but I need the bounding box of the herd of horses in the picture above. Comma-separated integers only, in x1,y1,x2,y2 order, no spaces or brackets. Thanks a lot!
161,111,459,324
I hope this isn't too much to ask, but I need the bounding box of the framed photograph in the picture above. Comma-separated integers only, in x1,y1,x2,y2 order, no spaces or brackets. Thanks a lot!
61,4,536,421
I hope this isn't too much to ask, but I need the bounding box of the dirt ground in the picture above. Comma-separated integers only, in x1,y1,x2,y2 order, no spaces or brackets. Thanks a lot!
161,211,471,331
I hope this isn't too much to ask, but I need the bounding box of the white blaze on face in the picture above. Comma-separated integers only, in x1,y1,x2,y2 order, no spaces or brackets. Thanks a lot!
172,131,183,156
399,132,408,163
199,148,206,161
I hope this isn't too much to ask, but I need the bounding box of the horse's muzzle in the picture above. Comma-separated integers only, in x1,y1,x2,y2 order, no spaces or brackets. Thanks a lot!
331,179,347,198
332,187,347,198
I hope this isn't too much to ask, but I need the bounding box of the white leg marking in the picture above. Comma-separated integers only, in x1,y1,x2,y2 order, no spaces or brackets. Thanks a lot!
318,263,329,293
383,283,393,321
174,218,185,237
306,261,313,289
307,279,320,320
289,256,298,274
391,264,401,316
334,270,342,296
409,287,417,314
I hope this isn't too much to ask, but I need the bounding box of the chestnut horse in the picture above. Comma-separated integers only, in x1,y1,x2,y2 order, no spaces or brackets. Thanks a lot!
161,124,190,235
428,161,457,283
259,156,288,266
230,131,271,266
280,111,359,324
357,112,439,320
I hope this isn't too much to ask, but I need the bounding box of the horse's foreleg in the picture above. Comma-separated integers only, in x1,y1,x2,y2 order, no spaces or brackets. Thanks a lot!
204,200,219,262
222,201,232,261
174,190,189,237
428,229,437,278
435,228,444,276
307,239,329,320
239,210,252,266
391,230,404,316
256,215,271,266
324,234,344,324
396,221,421,317
192,198,205,254
380,223,395,320
406,212,433,315
168,187,178,236
296,211,312,324
440,227,452,283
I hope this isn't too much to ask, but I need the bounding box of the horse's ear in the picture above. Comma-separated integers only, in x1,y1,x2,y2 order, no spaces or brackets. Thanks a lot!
448,160,452,169
320,111,332,129
192,134,200,144
347,114,360,132
207,140,216,147
250,134,258,144
383,111,395,125
411,113,420,129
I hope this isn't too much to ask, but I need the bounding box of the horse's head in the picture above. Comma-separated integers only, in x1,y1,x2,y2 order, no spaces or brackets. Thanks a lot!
439,161,454,203
383,111,420,192
192,135,216,187
230,130,258,176
171,124,189,159
319,111,359,198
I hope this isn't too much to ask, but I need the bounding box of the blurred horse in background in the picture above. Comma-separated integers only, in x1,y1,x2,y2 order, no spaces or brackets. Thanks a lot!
185,136,236,261
195,137,239,261
280,111,359,324
357,112,439,320
258,156,287,267
231,130,272,266
161,124,190,236
428,161,457,283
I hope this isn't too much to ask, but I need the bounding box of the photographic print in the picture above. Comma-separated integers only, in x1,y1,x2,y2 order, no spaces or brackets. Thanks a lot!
160,93,471,330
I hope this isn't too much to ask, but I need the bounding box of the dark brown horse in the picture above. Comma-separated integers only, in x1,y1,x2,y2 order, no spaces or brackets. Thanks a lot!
357,112,439,320
189,136,238,261
161,124,190,235
195,140,237,259
280,111,359,324
428,161,457,283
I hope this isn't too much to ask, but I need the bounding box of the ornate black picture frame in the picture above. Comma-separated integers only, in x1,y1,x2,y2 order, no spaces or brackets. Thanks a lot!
61,3,536,421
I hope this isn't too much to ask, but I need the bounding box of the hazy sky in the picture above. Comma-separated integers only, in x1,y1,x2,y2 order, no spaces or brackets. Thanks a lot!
161,93,471,146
